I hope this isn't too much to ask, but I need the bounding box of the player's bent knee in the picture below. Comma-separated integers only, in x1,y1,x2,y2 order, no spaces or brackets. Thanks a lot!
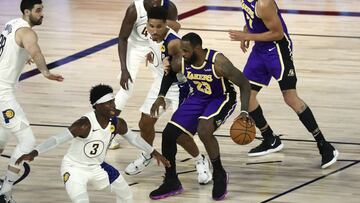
197,120,214,137
15,126,36,153
163,123,182,143
138,116,155,132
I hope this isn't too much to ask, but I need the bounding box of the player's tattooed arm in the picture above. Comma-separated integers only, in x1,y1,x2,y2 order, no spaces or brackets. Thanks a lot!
214,53,251,112
167,39,182,73
69,117,91,138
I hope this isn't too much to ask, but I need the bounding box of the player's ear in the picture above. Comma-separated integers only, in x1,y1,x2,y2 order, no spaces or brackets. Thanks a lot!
24,9,31,15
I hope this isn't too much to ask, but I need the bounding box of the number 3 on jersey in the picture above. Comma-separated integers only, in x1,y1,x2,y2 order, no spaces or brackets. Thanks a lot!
84,140,104,158
0,34,7,57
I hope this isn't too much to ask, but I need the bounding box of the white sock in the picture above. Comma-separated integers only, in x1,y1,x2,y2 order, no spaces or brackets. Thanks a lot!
0,170,19,195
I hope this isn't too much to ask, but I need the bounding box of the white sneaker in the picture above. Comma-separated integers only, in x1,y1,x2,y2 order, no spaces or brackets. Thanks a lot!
125,152,152,175
196,154,212,185
108,137,121,150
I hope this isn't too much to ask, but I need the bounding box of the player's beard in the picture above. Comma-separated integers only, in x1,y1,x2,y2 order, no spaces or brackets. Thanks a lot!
29,15,43,26
185,54,197,65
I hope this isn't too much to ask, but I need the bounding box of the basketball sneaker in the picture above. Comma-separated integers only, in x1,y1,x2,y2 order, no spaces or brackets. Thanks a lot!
108,137,121,150
212,171,229,201
149,176,183,200
125,152,152,175
196,154,212,185
318,141,339,169
248,135,283,157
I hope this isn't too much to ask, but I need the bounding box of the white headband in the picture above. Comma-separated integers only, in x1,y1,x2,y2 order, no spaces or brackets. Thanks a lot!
92,93,114,105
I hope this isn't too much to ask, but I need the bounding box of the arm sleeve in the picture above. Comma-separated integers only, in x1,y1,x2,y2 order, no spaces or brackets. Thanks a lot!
35,129,74,155
122,130,154,155
158,69,177,96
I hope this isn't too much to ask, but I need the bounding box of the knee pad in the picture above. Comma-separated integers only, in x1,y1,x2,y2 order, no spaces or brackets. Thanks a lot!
111,176,132,201
163,123,182,143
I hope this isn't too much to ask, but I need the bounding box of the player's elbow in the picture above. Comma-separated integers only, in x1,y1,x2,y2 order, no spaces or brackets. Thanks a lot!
274,31,284,41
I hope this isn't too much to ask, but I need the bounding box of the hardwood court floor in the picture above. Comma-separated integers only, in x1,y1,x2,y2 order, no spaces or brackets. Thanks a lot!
0,0,359,202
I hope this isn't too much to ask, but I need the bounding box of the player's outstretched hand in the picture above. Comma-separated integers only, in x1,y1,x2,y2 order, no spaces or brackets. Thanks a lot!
45,73,64,82
150,96,166,117
15,150,39,165
151,150,171,168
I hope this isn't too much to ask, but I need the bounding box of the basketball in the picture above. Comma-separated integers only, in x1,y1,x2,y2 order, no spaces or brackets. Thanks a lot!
230,117,256,145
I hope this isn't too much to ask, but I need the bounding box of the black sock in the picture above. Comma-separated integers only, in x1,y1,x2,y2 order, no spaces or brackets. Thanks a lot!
249,105,274,141
298,106,326,144
162,123,182,179
260,125,274,141
211,155,225,174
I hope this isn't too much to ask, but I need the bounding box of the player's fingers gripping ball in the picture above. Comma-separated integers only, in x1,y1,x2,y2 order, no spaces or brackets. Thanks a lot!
230,116,256,145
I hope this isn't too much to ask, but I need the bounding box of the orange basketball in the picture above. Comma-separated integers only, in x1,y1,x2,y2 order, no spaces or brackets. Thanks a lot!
230,117,256,145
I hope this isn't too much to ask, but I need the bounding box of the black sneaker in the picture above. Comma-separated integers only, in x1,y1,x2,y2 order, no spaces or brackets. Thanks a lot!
149,177,183,200
0,194,15,203
318,141,339,169
212,171,229,201
0,195,5,203
248,136,283,157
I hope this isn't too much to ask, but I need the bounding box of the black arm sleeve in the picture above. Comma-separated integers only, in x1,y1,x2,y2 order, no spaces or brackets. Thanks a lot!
158,69,177,96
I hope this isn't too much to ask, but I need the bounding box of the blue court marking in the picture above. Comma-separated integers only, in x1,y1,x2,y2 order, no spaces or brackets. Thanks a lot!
19,38,118,81
18,5,359,81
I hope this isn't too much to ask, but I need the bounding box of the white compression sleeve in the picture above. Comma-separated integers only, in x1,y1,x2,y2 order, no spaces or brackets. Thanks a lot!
35,129,74,155
122,130,154,155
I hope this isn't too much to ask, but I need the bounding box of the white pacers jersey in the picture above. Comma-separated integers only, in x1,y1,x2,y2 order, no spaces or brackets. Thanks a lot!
148,28,181,79
64,112,115,166
0,18,30,98
128,0,149,46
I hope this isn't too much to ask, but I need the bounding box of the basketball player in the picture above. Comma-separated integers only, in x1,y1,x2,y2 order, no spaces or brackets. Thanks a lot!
110,0,180,149
228,0,338,168
15,84,170,203
124,7,212,185
0,0,64,202
149,32,252,200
